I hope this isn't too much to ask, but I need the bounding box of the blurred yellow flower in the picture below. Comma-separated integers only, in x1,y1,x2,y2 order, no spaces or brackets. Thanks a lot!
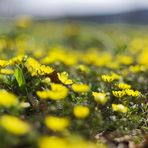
92,92,107,105
138,49,148,66
118,83,131,90
0,115,30,135
125,89,140,97
45,116,69,132
0,60,9,67
129,65,145,73
38,135,106,148
76,64,90,73
112,104,128,113
0,68,14,75
73,105,90,119
116,55,133,65
38,136,68,148
0,90,18,107
37,83,68,100
58,71,73,85
72,83,90,93
48,83,68,100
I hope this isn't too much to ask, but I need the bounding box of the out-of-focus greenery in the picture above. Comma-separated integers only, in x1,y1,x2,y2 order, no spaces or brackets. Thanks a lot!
0,17,147,148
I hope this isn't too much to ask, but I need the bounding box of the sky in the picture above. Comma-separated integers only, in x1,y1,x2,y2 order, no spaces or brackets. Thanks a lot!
0,0,148,17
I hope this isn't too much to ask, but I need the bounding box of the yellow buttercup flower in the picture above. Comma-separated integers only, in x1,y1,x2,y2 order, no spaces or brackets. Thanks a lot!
129,65,145,73
116,55,133,65
45,116,69,132
125,89,140,97
101,73,120,83
0,68,14,75
138,48,148,66
0,90,18,107
38,135,106,148
112,104,128,113
25,57,54,76
72,83,90,93
0,115,30,135
112,90,126,98
76,64,90,73
37,83,68,100
0,60,9,67
36,90,49,99
92,92,107,105
48,83,68,100
9,55,26,65
58,71,73,85
118,83,131,90
38,136,68,148
73,105,90,119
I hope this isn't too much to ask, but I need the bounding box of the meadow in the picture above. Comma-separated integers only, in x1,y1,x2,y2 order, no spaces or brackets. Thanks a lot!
0,18,147,148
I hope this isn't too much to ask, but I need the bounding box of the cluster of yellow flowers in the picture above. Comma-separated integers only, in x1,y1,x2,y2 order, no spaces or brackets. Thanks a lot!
25,57,54,76
112,89,140,98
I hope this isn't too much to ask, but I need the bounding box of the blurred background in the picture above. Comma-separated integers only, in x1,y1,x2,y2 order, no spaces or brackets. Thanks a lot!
1,0,148,23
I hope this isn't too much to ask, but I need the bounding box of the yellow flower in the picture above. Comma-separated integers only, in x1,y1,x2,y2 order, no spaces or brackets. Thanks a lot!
25,57,54,76
38,136,68,148
0,115,30,135
58,72,73,85
138,48,148,66
129,65,145,73
37,83,68,100
0,68,14,75
72,83,90,93
112,90,126,98
36,90,49,99
116,55,133,65
38,135,106,148
92,92,107,105
118,83,131,90
0,90,18,107
0,60,9,67
73,105,90,119
76,64,90,73
112,104,128,113
45,116,69,132
101,75,114,82
101,73,120,83
125,89,140,97
9,55,26,65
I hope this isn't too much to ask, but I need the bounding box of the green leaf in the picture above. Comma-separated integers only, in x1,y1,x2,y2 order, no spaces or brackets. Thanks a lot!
14,65,26,87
